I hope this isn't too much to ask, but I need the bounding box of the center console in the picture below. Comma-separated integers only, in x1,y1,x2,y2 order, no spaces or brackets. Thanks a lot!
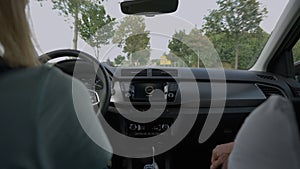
110,69,181,169
119,81,178,102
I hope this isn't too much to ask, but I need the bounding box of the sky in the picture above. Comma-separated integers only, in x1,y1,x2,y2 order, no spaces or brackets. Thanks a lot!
29,0,289,61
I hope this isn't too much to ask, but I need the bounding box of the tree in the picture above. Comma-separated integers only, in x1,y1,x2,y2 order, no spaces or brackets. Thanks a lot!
168,28,218,68
123,33,150,66
202,0,267,69
237,28,269,68
114,55,125,65
78,2,115,59
168,30,190,66
37,0,106,50
36,0,83,49
112,16,150,66
206,27,269,69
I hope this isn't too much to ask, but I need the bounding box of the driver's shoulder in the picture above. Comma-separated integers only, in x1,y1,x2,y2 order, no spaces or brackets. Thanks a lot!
38,65,85,91
37,65,89,101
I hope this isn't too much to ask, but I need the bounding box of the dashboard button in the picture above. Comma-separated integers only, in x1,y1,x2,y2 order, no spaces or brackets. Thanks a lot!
129,124,138,131
168,93,175,98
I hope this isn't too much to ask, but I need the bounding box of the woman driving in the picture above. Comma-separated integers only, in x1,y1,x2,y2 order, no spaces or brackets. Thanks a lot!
0,0,111,168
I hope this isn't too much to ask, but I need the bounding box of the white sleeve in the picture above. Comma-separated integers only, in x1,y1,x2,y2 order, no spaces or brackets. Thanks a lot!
228,95,300,169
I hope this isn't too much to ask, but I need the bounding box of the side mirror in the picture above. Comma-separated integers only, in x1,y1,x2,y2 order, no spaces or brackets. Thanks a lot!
121,0,179,16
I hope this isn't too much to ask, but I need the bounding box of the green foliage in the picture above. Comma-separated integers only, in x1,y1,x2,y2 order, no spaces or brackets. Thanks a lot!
114,55,125,65
168,30,192,64
78,2,115,59
123,34,149,54
293,40,300,63
51,0,80,18
112,16,147,47
168,27,269,69
36,0,81,16
206,27,269,69
203,0,267,33
36,0,116,57
168,28,219,68
202,0,268,69
37,0,105,18
112,16,150,66
37,0,83,49
237,29,269,68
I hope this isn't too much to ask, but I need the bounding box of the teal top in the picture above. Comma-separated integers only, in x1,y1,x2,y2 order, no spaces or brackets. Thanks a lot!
0,66,112,169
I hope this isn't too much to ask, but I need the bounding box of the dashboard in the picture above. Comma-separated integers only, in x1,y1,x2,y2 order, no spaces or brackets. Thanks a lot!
107,67,288,137
110,67,287,106
104,67,293,169
55,60,296,169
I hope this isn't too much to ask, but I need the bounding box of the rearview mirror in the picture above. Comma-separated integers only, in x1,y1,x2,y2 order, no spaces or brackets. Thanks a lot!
121,0,179,16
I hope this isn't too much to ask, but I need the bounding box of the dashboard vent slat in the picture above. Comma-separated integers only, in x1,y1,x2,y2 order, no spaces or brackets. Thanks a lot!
257,74,277,81
121,69,147,76
152,69,178,77
257,84,285,98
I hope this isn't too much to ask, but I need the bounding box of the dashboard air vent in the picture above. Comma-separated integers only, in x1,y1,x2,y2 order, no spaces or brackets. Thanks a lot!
257,84,285,98
152,69,178,77
257,74,277,81
121,69,147,76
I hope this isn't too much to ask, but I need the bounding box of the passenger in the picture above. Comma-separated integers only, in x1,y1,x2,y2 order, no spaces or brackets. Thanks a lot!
211,95,300,169
0,0,111,168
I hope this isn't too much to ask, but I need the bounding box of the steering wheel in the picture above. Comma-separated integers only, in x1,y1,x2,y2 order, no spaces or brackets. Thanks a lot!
39,49,111,116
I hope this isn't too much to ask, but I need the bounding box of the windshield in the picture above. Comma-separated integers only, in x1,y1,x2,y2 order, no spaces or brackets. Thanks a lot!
30,0,289,70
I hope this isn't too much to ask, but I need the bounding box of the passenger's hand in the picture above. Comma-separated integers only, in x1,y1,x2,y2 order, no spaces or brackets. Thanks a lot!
210,142,234,169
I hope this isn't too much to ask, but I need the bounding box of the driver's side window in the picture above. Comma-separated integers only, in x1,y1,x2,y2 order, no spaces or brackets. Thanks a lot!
293,39,300,63
293,39,300,81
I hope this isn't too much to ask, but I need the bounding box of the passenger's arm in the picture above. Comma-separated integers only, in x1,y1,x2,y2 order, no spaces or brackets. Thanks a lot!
211,142,234,169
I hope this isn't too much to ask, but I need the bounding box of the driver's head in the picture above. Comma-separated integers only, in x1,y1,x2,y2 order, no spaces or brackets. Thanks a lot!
0,0,39,68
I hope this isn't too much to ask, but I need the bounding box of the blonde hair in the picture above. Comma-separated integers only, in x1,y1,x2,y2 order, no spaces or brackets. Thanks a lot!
0,0,40,68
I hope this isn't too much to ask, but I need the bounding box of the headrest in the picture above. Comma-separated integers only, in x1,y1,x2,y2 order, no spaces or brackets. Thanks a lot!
0,42,4,57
